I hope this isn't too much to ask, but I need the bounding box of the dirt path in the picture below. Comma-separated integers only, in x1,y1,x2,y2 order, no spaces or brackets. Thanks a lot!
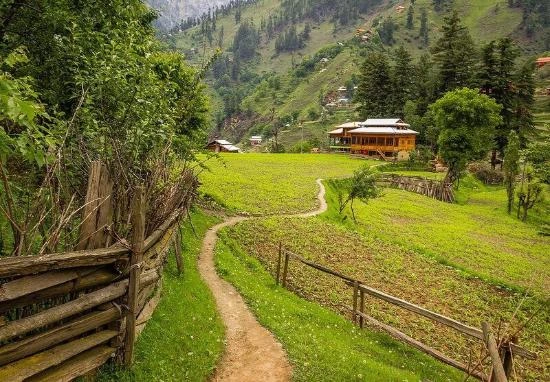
197,179,327,382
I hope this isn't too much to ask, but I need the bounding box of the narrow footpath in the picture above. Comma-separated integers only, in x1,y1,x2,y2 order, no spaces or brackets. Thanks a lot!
197,179,327,382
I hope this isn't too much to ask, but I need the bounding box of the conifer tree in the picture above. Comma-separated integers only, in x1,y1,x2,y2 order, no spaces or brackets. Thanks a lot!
419,8,429,46
431,11,477,95
392,46,413,116
356,52,393,118
406,6,414,29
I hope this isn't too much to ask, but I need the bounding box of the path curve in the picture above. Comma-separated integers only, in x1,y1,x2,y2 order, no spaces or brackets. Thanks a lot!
198,179,327,382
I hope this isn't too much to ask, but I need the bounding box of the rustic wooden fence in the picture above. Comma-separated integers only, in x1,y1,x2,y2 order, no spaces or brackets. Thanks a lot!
275,245,537,382
0,163,190,381
377,174,455,203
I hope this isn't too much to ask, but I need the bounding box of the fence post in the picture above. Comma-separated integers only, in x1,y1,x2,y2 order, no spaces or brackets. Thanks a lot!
124,187,145,367
500,337,516,379
352,280,359,324
282,251,290,288
481,322,508,382
173,227,184,275
276,242,282,285
359,289,365,329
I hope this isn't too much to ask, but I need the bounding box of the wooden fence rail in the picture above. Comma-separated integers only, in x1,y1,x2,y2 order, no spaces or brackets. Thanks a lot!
377,174,455,203
0,163,190,381
275,245,537,381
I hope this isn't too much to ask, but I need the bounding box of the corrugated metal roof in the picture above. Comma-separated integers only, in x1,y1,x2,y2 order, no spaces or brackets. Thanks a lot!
328,128,344,135
349,127,419,135
361,119,409,127
215,139,232,145
250,136,262,140
336,122,362,128
221,144,240,152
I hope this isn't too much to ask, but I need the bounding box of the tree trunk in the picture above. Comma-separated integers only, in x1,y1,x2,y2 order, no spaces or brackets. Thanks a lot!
490,149,497,170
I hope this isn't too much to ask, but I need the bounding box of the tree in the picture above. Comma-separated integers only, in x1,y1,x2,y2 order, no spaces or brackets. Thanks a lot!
356,52,393,118
336,167,380,222
431,11,477,94
419,8,429,46
392,46,413,116
406,6,414,29
430,88,502,184
378,17,397,45
503,131,520,213
516,165,544,222
525,139,550,184
233,21,260,60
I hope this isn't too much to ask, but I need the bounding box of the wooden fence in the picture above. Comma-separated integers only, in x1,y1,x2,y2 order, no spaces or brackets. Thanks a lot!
0,164,190,381
377,174,455,203
275,245,537,382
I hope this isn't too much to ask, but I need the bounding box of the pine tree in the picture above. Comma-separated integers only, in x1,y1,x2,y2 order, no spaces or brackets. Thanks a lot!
406,6,414,29
356,52,394,118
419,8,429,46
392,46,413,116
431,11,477,94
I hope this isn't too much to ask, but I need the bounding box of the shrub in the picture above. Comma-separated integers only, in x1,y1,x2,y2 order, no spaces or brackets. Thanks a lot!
468,162,504,185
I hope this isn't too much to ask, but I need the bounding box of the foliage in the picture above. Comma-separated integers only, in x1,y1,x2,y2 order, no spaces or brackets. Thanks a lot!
468,161,505,185
430,88,502,184
355,52,393,118
524,139,550,184
503,131,521,213
334,166,380,222
516,165,545,221
233,21,260,60
98,210,224,381
0,1,209,255
431,11,477,94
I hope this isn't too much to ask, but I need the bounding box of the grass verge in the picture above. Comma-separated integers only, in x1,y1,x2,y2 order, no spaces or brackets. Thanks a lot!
215,230,464,382
98,209,224,382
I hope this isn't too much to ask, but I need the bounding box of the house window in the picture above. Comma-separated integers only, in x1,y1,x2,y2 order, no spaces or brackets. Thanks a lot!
385,151,394,157
369,137,376,144
368,151,377,156
394,138,399,146
386,138,393,146
352,136,356,144
377,137,385,145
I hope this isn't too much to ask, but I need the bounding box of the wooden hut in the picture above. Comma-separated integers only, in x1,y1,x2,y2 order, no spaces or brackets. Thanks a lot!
206,139,240,153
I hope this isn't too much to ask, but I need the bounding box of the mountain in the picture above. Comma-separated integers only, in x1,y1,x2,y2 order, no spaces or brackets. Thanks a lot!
170,0,549,149
146,0,232,30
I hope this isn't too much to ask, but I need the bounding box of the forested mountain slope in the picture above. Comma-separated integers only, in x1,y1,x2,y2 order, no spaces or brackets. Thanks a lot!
169,0,549,147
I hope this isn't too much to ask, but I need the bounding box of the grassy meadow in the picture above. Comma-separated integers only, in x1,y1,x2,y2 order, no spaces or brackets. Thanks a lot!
98,210,224,382
199,153,549,381
199,154,376,214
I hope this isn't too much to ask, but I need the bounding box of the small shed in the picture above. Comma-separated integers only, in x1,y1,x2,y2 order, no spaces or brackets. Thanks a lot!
206,139,240,153
249,136,263,146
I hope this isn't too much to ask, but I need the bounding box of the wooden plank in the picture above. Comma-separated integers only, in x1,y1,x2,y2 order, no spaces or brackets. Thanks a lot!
289,251,356,283
173,229,183,275
352,280,359,324
351,308,486,381
0,246,129,278
0,307,119,366
77,161,101,250
0,268,118,314
0,330,117,381
26,345,114,382
0,267,97,302
0,280,127,342
124,187,145,366
482,322,508,382
90,163,113,249
136,283,162,336
351,282,484,340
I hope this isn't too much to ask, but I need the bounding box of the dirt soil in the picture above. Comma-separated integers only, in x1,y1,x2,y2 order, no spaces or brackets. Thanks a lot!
197,179,326,382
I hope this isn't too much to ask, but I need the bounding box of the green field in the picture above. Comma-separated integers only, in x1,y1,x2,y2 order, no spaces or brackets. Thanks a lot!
98,210,224,381
215,231,464,381
199,153,549,381
199,154,376,214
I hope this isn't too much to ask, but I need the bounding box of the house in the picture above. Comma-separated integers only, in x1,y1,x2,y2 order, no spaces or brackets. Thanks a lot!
206,139,240,153
328,119,418,160
249,136,263,146
536,57,550,68
327,122,363,152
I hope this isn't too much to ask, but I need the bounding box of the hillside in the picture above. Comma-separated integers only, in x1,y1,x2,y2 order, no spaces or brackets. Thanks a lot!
171,0,549,147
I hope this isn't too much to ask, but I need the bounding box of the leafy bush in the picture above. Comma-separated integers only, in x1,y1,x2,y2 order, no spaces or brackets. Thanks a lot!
468,162,504,185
